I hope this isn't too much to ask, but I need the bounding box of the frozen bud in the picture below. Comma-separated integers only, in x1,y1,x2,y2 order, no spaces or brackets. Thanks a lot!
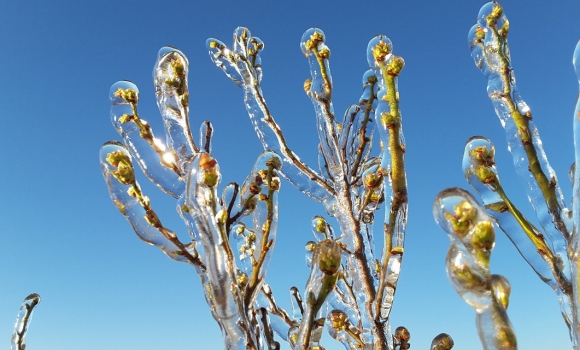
486,4,503,26
265,155,282,170
237,272,248,286
249,175,263,194
170,58,185,76
395,326,410,341
387,56,405,76
114,87,139,103
198,153,219,187
269,176,281,191
430,333,454,350
306,241,317,252
215,209,227,224
498,19,510,37
380,111,399,129
395,326,411,350
303,78,312,94
328,310,349,331
474,26,485,39
304,31,324,51
314,217,327,234
490,274,511,310
444,200,477,236
471,220,495,250
318,47,331,59
317,239,342,275
475,165,497,184
372,40,392,62
364,171,383,189
106,150,135,185
469,145,495,165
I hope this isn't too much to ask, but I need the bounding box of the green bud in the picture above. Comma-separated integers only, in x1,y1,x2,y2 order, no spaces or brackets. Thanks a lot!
317,239,342,275
471,220,495,250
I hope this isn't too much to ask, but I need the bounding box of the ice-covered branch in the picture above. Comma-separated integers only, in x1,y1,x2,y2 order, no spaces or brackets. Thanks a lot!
454,2,580,346
207,28,335,203
434,188,517,350
11,293,41,350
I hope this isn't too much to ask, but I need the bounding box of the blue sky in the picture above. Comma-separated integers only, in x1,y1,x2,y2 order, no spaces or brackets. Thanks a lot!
1,1,579,349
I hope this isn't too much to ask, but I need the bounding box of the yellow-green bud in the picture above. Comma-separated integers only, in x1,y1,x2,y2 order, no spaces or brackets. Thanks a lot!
317,239,342,275
387,56,405,76
328,310,349,331
114,87,138,104
318,47,330,59
303,78,312,94
444,200,478,235
106,150,135,185
471,220,495,250
364,171,383,189
314,217,326,234
304,31,324,51
475,165,497,184
372,40,392,62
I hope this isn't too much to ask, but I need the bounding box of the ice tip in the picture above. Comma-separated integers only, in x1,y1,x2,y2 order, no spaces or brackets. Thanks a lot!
300,28,325,56
23,293,41,305
573,39,580,79
109,80,138,104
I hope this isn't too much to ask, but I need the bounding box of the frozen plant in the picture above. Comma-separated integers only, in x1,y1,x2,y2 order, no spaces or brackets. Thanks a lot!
100,27,453,350
434,1,580,349
11,293,41,350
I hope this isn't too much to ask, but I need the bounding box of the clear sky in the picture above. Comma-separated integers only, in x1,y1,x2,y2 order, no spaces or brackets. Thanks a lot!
1,1,579,349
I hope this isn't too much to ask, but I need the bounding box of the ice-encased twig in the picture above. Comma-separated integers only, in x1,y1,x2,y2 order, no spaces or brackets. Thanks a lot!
468,1,570,257
466,2,580,344
102,46,300,348
367,34,408,326
100,141,202,265
570,38,580,346
293,239,341,350
462,136,571,296
153,47,198,170
434,188,517,350
11,293,40,350
300,29,344,182
208,27,411,350
207,28,335,204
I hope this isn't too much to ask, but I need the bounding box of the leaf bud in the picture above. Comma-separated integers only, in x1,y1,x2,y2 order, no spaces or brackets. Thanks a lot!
317,239,342,275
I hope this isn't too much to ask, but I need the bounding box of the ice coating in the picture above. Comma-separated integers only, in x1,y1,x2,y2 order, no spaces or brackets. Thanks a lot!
207,30,334,204
464,2,580,345
104,24,413,350
104,49,293,347
99,141,196,263
430,333,454,350
462,136,568,292
11,293,40,350
301,28,343,180
153,46,197,169
468,2,570,242
571,39,580,347
434,188,517,348
110,81,184,198
208,27,409,349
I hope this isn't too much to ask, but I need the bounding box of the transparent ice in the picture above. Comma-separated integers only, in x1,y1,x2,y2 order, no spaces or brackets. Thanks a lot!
207,25,427,349
11,293,40,350
435,2,580,348
102,24,450,350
